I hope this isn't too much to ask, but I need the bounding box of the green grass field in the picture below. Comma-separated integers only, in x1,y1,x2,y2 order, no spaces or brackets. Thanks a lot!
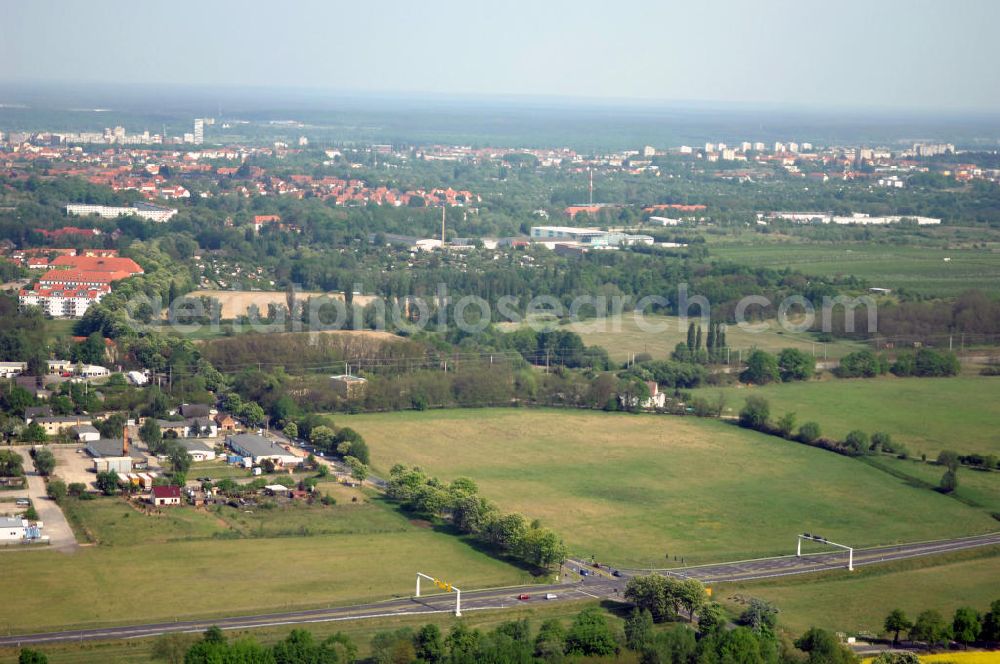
722,547,1000,635
44,318,77,343
862,456,1000,514
710,242,1000,297
344,408,998,568
693,375,1000,458
0,493,533,634
61,499,232,545
560,313,864,363
60,486,406,545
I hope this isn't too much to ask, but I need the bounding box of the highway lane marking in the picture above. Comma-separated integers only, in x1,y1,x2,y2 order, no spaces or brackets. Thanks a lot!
121,604,568,641
5,535,997,647
626,532,1000,574
656,539,1000,582
0,598,602,647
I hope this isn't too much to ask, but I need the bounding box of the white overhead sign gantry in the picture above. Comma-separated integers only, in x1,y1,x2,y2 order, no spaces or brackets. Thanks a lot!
416,572,462,616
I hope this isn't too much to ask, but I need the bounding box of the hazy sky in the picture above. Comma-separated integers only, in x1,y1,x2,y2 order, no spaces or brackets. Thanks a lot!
2,0,998,111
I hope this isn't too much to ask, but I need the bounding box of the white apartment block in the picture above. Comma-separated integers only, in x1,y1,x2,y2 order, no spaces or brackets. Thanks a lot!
66,202,177,222
19,284,110,317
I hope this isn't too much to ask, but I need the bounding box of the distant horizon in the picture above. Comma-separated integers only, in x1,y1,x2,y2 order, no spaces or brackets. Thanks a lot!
3,1,999,115
3,79,1000,119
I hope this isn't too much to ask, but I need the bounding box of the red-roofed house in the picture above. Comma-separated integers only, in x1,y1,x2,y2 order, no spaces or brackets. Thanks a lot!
564,204,620,218
159,185,190,199
253,215,281,232
21,254,141,317
39,269,134,287
48,255,143,275
150,485,181,506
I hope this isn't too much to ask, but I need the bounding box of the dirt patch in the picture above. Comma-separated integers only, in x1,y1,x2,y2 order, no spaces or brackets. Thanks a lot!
172,290,378,320
295,329,403,342
408,518,433,529
50,446,96,489
207,512,230,529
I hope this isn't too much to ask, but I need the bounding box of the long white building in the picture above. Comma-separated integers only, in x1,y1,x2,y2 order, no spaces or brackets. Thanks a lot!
66,201,178,222
759,212,940,225
530,226,654,248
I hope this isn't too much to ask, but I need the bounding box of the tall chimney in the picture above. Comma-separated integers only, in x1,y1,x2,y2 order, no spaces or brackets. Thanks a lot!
122,423,129,457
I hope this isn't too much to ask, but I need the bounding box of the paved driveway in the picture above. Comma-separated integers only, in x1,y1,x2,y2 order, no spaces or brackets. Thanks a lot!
1,449,79,554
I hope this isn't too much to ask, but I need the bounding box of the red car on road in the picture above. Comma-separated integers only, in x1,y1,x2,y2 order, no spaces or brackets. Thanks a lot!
517,594,531,600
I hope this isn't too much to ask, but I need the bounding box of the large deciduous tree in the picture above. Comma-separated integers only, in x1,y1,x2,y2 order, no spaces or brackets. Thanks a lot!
952,607,982,648
911,609,951,647
884,609,913,645
778,348,814,382
741,350,780,385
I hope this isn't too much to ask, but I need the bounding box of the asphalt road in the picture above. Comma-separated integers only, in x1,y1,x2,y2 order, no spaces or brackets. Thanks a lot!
0,577,620,648
2,532,997,648
628,532,1000,583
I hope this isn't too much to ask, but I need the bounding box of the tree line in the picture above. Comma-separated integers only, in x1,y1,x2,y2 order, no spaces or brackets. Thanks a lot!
883,598,1000,649
33,595,868,664
738,395,904,457
386,465,567,570
737,395,999,498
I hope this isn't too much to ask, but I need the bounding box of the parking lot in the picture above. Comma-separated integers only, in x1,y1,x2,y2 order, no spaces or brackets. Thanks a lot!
50,445,98,488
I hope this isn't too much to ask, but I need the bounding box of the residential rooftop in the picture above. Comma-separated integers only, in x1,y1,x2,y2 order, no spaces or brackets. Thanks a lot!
85,438,145,460
176,439,214,453
226,433,294,459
